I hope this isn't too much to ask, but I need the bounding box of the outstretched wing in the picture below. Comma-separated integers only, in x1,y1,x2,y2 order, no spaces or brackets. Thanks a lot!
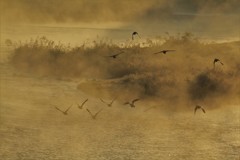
110,97,117,105
165,50,175,52
94,109,103,117
113,53,121,58
55,106,63,113
132,98,140,104
106,52,123,58
201,108,206,113
194,106,198,114
65,104,72,112
124,102,130,105
100,98,108,105
86,109,93,117
153,51,162,54
116,51,124,56
79,99,88,108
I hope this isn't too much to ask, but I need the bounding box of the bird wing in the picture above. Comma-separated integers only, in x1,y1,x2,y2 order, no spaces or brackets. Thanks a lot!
153,50,175,54
80,99,88,108
107,52,123,58
166,50,175,52
220,62,224,65
86,109,94,117
110,97,117,105
153,51,162,54
94,109,103,117
194,107,198,114
65,104,72,112
115,52,124,56
132,98,140,104
100,98,108,105
124,102,130,105
55,106,64,113
201,108,206,113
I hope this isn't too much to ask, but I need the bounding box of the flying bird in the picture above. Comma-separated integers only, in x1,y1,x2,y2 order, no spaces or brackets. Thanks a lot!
194,105,206,115
86,108,103,119
132,31,141,40
124,98,140,108
106,51,124,59
78,99,88,109
213,58,224,68
54,104,72,115
153,50,176,54
100,98,116,107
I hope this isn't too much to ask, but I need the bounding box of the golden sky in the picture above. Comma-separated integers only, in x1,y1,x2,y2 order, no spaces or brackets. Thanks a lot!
1,0,239,37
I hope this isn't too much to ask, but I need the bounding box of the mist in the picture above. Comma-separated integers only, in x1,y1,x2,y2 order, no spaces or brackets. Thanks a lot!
2,34,239,159
1,1,240,159
8,35,240,111
1,0,239,39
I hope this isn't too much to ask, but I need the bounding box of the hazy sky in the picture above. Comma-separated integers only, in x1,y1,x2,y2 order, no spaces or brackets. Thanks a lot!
1,0,240,38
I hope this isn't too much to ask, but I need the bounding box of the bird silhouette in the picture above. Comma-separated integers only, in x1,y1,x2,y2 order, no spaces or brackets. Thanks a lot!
194,105,206,115
78,99,88,109
153,50,176,54
213,58,224,68
54,104,72,115
100,98,116,107
106,51,124,59
124,98,140,108
86,108,103,119
132,32,141,40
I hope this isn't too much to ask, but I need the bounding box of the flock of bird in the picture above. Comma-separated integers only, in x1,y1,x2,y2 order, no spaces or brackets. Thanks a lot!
53,97,207,119
53,98,141,120
107,32,224,68
53,31,224,119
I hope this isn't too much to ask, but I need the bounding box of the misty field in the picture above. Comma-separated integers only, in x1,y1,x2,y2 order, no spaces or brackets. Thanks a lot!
1,0,240,159
9,34,240,110
0,31,239,160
